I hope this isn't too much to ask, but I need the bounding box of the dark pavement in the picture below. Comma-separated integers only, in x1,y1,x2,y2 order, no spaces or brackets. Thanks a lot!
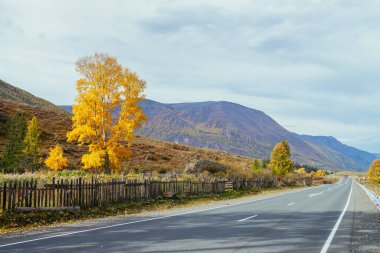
0,178,367,252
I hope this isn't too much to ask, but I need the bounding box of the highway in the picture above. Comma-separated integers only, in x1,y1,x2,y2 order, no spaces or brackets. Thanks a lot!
0,178,360,252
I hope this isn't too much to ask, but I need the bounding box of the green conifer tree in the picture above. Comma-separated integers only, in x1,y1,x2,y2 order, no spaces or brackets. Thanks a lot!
252,158,260,172
262,158,268,169
1,112,27,173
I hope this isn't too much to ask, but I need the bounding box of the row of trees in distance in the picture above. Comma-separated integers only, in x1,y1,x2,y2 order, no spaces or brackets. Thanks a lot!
0,113,68,173
252,140,326,177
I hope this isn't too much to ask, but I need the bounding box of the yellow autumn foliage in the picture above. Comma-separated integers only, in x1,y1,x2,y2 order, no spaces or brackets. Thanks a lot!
296,168,307,174
23,116,41,170
269,141,293,176
45,144,68,170
67,53,146,173
316,169,326,177
368,159,380,183
81,150,104,169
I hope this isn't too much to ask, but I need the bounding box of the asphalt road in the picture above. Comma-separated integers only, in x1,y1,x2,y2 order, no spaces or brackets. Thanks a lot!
0,178,361,252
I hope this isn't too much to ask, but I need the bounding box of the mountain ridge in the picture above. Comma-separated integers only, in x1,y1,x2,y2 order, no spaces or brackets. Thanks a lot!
0,79,69,116
60,99,375,171
137,99,375,171
0,79,372,171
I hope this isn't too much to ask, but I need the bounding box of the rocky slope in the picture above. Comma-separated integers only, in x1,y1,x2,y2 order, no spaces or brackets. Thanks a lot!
130,99,375,171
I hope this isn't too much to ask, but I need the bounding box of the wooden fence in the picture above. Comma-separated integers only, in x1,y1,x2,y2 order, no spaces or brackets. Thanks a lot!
0,177,310,212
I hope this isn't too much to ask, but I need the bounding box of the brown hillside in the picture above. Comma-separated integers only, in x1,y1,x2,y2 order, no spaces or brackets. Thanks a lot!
0,99,253,174
0,79,70,116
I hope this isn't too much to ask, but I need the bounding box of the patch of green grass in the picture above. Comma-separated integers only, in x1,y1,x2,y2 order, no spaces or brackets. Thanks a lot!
0,186,298,234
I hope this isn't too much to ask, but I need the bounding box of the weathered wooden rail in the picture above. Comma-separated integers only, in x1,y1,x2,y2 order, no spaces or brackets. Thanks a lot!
0,177,311,212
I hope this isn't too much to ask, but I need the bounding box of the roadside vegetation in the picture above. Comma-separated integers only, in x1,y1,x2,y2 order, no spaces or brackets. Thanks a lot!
341,159,380,196
0,185,305,234
361,159,380,195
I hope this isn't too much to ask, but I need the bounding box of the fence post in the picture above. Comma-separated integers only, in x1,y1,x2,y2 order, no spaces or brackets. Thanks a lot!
33,180,38,208
78,177,82,207
2,182,6,211
52,177,56,207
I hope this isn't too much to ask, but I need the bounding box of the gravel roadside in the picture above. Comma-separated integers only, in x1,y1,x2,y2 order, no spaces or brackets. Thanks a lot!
351,182,380,252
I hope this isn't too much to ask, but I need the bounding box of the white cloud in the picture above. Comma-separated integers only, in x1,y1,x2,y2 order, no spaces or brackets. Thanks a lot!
1,0,380,152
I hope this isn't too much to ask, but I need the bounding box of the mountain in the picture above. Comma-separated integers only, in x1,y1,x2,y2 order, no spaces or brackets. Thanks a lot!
0,99,252,173
0,79,69,115
0,80,255,175
60,99,375,171
298,135,375,171
60,105,73,114
129,99,374,171
5,78,372,172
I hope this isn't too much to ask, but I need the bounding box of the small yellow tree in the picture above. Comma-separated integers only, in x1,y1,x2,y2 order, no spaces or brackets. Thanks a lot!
45,144,68,170
368,159,380,183
296,168,307,174
67,53,146,173
23,116,41,171
316,169,326,177
270,141,293,176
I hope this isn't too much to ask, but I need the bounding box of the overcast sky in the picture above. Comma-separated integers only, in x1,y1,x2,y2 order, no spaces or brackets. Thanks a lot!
1,0,380,153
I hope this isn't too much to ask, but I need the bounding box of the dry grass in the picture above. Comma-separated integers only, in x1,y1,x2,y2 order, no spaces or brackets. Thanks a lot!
363,182,380,196
0,99,256,176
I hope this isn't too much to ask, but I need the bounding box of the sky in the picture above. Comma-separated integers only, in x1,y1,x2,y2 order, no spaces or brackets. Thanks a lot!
1,0,380,153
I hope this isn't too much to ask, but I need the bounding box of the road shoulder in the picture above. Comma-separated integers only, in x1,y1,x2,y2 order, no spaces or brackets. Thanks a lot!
351,182,380,252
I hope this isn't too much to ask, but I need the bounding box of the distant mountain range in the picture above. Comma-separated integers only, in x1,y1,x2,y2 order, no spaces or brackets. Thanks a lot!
62,99,376,171
0,78,374,171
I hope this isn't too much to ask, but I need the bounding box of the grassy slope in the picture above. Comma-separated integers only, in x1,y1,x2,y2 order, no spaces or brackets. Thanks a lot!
0,79,69,116
0,99,254,174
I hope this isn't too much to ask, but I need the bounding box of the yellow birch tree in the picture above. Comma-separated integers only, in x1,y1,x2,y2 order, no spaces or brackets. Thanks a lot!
316,169,326,177
67,53,146,173
23,116,41,171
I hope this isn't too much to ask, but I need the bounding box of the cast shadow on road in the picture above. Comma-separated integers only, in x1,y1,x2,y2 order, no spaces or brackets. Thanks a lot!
2,209,380,253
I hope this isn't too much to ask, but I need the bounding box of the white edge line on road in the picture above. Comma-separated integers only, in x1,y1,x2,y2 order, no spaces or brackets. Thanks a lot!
238,214,258,222
0,184,327,249
287,202,295,206
320,181,353,253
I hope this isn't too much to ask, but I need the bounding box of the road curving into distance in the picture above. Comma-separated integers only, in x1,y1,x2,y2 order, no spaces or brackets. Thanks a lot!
0,178,374,252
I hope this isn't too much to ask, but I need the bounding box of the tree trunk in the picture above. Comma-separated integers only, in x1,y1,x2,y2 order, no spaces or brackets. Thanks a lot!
104,152,111,174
